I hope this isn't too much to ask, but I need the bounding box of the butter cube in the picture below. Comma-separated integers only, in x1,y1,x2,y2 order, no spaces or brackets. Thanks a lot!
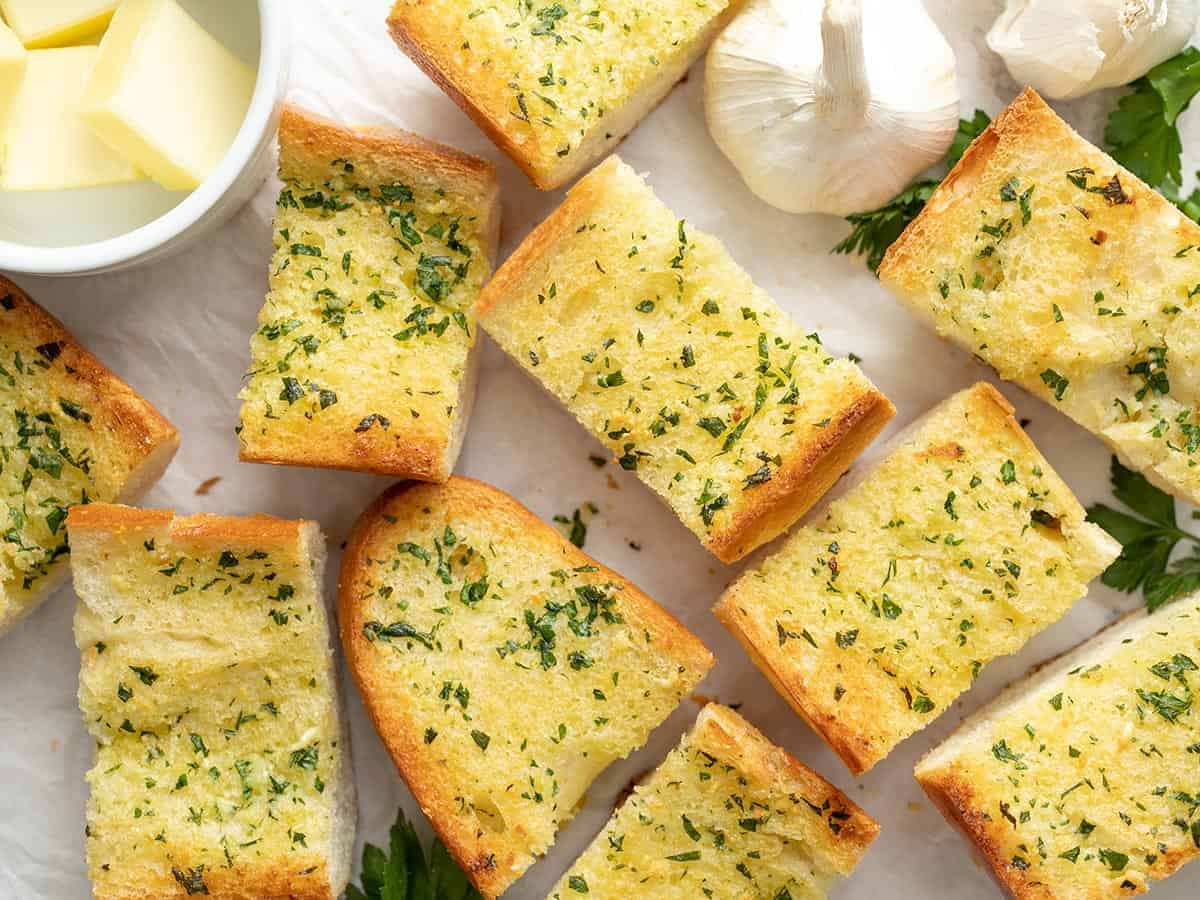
0,0,116,49
0,21,26,134
82,0,255,191
2,47,142,191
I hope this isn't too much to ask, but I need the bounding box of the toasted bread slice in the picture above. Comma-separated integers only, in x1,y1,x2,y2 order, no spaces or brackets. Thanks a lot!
339,476,713,898
0,277,177,636
550,703,878,898
387,0,741,190
916,593,1200,899
880,87,1200,507
70,504,354,900
715,383,1120,775
477,156,894,563
237,106,501,482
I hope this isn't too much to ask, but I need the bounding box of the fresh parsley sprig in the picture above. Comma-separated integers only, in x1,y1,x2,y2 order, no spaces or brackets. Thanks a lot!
833,112,990,273
836,49,1200,272
1087,456,1200,612
1104,47,1200,191
347,809,483,900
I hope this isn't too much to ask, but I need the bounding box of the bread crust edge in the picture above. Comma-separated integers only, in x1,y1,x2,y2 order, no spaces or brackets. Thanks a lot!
338,475,714,898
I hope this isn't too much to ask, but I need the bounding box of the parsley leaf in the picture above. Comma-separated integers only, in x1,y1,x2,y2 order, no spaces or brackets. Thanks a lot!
833,181,937,274
347,809,482,900
948,109,992,167
1105,47,1200,189
833,112,991,273
1086,456,1200,611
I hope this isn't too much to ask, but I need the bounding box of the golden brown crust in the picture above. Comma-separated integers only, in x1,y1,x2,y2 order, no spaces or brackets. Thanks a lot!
696,705,879,871
239,107,499,481
339,476,714,898
916,768,1057,900
0,275,179,473
67,504,308,550
707,387,895,564
474,157,610,319
715,381,1111,775
94,860,335,900
712,596,877,775
278,105,501,266
385,11,548,190
478,157,894,563
237,431,448,481
913,604,1195,899
387,2,743,191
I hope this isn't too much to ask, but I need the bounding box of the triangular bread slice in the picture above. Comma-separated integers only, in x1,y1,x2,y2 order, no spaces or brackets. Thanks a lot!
550,703,879,899
70,504,354,899
0,276,177,637
339,476,714,898
917,593,1200,898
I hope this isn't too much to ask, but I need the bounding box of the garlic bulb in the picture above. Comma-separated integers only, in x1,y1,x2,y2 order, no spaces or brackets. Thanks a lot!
987,1,1199,100
704,0,959,217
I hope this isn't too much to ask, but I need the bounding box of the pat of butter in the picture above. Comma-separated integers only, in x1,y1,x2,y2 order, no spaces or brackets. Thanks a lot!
0,22,26,135
0,0,117,49
82,0,256,191
2,47,142,191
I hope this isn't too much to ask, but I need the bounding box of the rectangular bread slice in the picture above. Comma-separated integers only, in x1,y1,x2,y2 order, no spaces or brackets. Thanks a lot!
237,106,501,481
916,593,1200,899
0,276,177,637
880,87,1200,507
549,703,879,899
714,383,1120,775
70,504,354,900
339,476,714,898
478,156,894,563
387,0,741,191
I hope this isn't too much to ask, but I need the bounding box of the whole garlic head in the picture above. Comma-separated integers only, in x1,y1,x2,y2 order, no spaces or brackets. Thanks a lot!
987,0,1199,100
705,0,960,217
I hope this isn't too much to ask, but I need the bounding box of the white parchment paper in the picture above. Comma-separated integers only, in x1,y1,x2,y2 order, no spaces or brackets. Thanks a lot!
0,1,1197,897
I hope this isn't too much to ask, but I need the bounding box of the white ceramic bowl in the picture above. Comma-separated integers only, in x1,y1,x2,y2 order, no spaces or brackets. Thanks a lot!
0,0,288,276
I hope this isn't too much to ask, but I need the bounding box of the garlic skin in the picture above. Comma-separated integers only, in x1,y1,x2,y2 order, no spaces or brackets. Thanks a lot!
987,1,1199,100
704,0,959,217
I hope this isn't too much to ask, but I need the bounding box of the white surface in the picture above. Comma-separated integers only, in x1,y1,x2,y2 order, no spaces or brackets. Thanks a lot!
0,1,1196,898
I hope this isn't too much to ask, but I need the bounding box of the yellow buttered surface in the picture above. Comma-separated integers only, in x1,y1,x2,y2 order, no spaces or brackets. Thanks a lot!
237,110,496,479
340,478,712,897
882,89,1200,507
550,704,877,900
481,157,888,561
717,384,1118,774
72,509,346,900
917,594,1200,898
389,0,735,186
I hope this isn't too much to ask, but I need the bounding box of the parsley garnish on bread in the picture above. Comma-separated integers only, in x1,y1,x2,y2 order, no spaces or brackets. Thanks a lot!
478,155,894,563
70,504,354,899
238,106,500,481
551,704,878,899
0,277,177,635
917,592,1200,898
716,384,1118,774
387,0,741,190
880,88,1200,508
339,476,713,898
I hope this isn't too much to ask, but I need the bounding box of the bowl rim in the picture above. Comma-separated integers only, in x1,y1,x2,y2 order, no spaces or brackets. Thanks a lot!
0,0,286,276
